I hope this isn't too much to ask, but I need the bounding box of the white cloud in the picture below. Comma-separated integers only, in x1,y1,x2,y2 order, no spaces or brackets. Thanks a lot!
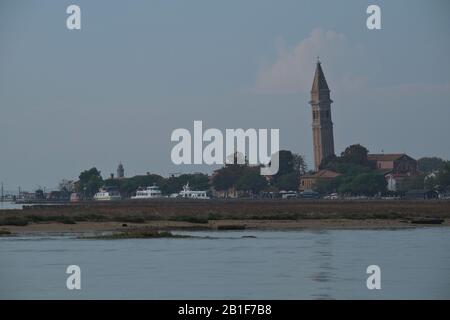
253,28,367,94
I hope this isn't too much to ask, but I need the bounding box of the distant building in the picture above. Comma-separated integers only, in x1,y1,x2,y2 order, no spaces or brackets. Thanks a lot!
309,59,335,171
299,169,341,191
211,186,242,199
70,192,82,202
369,153,419,192
368,153,418,174
117,162,125,179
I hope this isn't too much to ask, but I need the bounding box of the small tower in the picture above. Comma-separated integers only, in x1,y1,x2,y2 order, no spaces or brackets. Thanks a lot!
309,59,335,171
117,162,125,179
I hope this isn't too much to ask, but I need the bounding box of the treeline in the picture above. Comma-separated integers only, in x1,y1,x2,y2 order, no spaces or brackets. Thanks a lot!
74,168,209,198
211,151,306,196
70,150,307,198
63,147,450,198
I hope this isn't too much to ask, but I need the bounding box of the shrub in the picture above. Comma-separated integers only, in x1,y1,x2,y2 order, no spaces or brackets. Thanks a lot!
0,216,29,226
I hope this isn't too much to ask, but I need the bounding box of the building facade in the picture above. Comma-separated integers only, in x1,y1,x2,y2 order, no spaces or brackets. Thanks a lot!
368,153,418,175
299,169,341,191
309,60,335,171
368,153,419,191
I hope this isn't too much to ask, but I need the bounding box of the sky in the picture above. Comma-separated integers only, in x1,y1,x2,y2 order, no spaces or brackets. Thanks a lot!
1,0,450,191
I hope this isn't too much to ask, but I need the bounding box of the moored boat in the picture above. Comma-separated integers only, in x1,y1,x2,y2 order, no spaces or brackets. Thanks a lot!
93,188,121,201
175,183,210,199
131,185,164,199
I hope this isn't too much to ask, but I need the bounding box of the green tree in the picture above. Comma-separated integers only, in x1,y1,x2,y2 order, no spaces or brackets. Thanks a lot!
338,172,386,196
270,150,295,186
424,175,438,190
159,173,210,195
211,168,236,192
399,174,425,192
58,179,75,197
418,157,446,173
319,154,339,170
77,167,103,198
236,170,267,194
276,150,295,176
292,153,308,175
274,172,299,191
160,176,184,195
212,159,249,190
438,162,450,191
314,177,340,194
340,144,370,167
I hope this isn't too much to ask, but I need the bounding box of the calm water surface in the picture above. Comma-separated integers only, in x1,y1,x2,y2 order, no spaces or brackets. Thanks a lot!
0,202,23,210
1,228,449,299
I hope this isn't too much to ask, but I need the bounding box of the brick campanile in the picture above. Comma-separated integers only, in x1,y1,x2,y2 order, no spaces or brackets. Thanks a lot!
309,59,335,171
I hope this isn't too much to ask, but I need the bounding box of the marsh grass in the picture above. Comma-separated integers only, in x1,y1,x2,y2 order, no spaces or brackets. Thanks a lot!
0,216,28,226
0,228,12,236
83,230,192,240
168,215,209,224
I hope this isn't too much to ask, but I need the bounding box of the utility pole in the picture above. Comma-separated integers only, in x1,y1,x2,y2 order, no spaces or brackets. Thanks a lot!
1,182,3,201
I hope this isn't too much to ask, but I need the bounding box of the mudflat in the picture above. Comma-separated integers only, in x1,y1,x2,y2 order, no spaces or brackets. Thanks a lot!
1,199,449,235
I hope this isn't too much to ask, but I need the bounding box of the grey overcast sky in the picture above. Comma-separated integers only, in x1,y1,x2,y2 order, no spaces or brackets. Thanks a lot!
1,0,450,190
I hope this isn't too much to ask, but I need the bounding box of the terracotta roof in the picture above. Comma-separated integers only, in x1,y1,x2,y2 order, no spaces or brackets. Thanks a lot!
303,169,340,179
368,154,405,161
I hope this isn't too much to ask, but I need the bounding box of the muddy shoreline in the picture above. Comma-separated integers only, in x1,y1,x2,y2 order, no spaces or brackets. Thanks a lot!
2,219,449,236
1,199,449,235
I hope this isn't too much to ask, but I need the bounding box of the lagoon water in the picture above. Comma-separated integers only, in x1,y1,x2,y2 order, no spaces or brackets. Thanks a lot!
0,202,23,210
1,228,450,299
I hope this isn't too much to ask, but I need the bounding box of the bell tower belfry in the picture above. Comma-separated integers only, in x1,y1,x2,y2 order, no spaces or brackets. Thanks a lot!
309,59,335,171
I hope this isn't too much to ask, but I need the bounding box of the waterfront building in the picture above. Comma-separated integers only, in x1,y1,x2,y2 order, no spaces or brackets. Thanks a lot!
299,169,341,191
369,153,419,191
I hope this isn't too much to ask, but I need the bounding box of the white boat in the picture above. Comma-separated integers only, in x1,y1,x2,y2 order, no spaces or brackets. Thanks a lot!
93,188,121,201
131,185,163,199
279,190,298,199
177,183,210,199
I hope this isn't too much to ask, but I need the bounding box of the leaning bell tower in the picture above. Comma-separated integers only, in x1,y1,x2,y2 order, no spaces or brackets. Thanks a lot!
309,59,335,171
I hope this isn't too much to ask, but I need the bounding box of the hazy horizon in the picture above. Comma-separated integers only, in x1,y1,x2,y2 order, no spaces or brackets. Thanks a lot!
1,0,450,191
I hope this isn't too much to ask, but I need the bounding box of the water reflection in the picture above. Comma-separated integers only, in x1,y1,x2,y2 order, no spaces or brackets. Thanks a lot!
0,229,449,299
309,231,336,299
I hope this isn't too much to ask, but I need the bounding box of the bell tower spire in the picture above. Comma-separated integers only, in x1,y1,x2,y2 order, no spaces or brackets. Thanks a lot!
309,60,335,171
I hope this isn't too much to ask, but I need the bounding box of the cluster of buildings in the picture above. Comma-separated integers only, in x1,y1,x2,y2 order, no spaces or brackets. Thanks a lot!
298,60,420,193
9,61,429,201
